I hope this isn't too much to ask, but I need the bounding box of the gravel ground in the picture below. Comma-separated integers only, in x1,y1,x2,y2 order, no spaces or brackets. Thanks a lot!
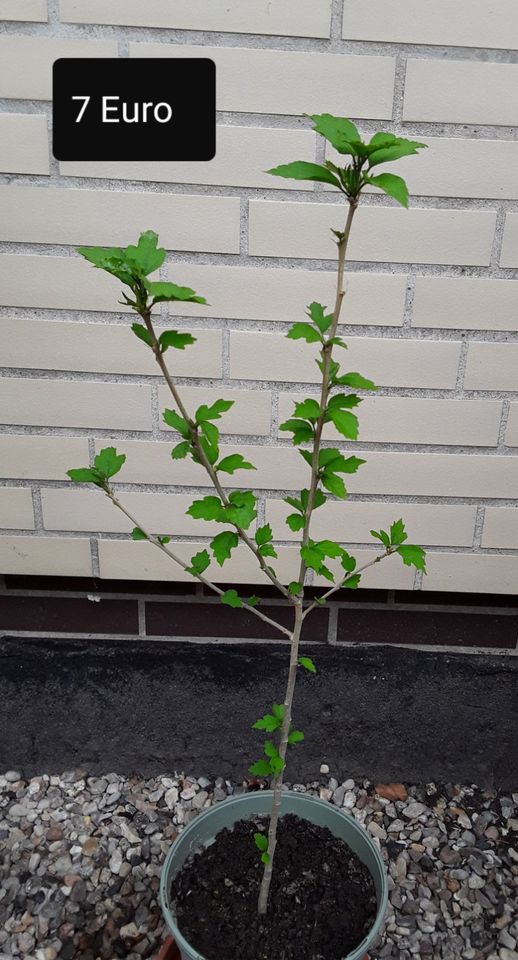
0,769,517,960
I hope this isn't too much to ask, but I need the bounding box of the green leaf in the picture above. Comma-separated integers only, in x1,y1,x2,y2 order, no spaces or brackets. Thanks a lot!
300,544,325,573
327,393,361,410
288,581,303,596
308,301,333,334
366,172,409,208
67,467,102,486
341,551,357,574
171,440,191,460
272,703,285,720
196,399,234,423
253,714,281,732
298,656,316,673
125,230,166,276
255,524,273,547
158,330,197,352
335,371,378,391
259,543,278,559
317,539,343,559
308,114,360,154
187,496,224,522
327,407,359,440
198,434,219,466
248,760,271,778
371,528,390,548
158,535,170,545
264,740,278,759
225,491,257,529
270,756,285,776
293,399,321,422
279,418,314,446
94,447,126,479
221,588,242,608
131,322,153,347
217,454,256,475
284,495,303,513
200,420,219,446
211,530,239,566
163,408,190,439
144,280,206,304
267,160,342,189
286,512,305,532
247,595,261,607
288,730,305,745
343,574,361,589
131,527,147,541
321,472,347,499
261,851,270,865
397,544,427,572
390,518,408,546
287,322,322,344
254,832,268,853
187,549,211,576
78,245,135,286
368,136,427,167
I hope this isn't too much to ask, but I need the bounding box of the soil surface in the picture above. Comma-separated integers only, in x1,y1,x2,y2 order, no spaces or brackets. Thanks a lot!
170,813,377,960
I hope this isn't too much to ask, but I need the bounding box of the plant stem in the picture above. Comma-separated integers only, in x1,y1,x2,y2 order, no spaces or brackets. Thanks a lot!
302,548,392,618
104,488,291,639
258,600,304,915
141,309,291,601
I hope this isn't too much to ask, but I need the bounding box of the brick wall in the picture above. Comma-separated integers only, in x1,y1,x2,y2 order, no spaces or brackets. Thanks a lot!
0,1,517,595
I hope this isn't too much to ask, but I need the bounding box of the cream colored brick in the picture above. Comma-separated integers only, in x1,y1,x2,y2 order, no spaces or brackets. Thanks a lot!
96,440,518,499
231,332,461,388
423,553,518,595
329,136,518,200
98,539,300,584
0,379,152,431
0,435,89,481
506,404,518,446
413,277,518,332
343,0,518,50
62,0,331,40
0,115,49,175
266,500,476,547
42,490,215,536
167,263,406,326
61,126,316,190
0,536,91,576
0,488,35,530
249,202,495,266
0,255,133,313
314,548,415,589
500,214,518,267
0,0,47,20
464,343,518,391
482,508,518,549
0,37,117,100
158,387,271,437
404,59,518,126
0,187,240,253
278,395,501,446
130,43,395,118
0,319,222,379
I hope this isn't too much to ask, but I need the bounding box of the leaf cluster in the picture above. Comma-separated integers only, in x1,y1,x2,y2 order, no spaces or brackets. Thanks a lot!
371,518,427,572
67,446,126,488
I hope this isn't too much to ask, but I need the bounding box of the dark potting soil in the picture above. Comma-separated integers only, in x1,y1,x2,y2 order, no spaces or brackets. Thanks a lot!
170,813,377,960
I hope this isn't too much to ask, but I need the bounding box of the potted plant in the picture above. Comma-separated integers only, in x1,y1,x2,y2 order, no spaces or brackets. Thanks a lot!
68,113,427,960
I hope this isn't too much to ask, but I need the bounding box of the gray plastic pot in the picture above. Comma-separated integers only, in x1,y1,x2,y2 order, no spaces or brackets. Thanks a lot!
159,790,388,960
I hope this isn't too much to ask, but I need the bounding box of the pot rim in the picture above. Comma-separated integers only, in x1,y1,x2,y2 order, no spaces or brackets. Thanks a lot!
159,790,388,960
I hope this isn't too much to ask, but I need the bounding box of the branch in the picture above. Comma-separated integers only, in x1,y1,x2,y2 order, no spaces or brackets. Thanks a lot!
302,547,393,619
141,309,291,601
104,488,292,639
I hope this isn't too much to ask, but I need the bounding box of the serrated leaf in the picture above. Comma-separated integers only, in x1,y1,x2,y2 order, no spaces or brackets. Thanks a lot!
368,137,427,168
249,759,271,777
211,530,239,566
270,756,285,776
298,656,316,673
327,407,359,440
341,551,357,574
308,301,333,333
163,408,190,439
300,544,325,573
221,588,242,608
187,549,211,576
254,832,268,852
247,595,260,607
171,440,191,460
284,495,303,513
267,160,342,189
335,371,378,391
67,467,102,486
196,399,234,423
198,434,219,465
187,496,224,522
317,539,343,559
255,523,273,547
261,851,270,864
200,420,219,447
94,447,126,479
225,491,257,529
78,245,135,286
279,418,314,446
366,172,409,208
145,280,206,304
259,543,278,559
131,527,147,541
321,472,347,499
293,398,321,421
308,113,360,154
286,512,305,533
264,740,278,759
288,581,303,596
253,714,281,732
327,393,361,410
287,322,322,343
217,454,256,475
125,230,166,276
288,730,304,745
272,703,285,720
397,544,427,572
371,528,391,548
158,330,197,352
343,574,361,589
390,518,408,546
131,322,153,347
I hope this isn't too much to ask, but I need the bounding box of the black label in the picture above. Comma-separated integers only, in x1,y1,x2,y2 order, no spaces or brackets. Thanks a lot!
52,58,216,161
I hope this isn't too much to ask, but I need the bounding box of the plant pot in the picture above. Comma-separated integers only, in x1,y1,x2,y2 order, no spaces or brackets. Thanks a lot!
157,937,181,960
159,791,388,960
